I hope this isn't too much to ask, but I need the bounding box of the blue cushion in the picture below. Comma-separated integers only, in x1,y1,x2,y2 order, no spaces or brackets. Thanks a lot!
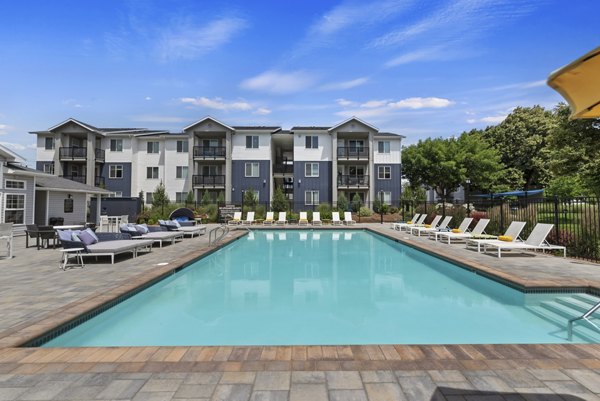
85,228,99,242
57,230,73,242
175,216,188,222
169,220,181,228
78,230,97,245
134,224,149,234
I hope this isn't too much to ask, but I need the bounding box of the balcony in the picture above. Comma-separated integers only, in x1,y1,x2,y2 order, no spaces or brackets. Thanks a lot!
337,146,369,160
193,146,226,159
60,175,86,184
95,148,105,163
273,162,293,174
59,147,105,162
338,174,369,187
193,174,225,188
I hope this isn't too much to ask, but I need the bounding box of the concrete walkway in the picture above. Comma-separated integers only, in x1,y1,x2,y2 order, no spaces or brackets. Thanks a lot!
0,224,598,400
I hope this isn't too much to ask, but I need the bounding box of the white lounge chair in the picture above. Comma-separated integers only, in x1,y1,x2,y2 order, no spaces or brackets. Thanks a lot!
298,212,309,226
392,213,420,230
276,212,287,225
395,214,427,231
410,216,452,237
242,211,255,225
410,215,442,236
263,212,275,225
483,223,566,258
436,218,491,244
343,212,355,225
466,221,527,253
332,212,342,226
228,211,242,225
0,223,13,259
312,212,322,226
431,217,472,241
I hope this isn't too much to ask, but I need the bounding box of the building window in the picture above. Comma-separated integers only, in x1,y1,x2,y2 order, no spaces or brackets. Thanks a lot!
109,191,123,198
176,192,187,203
147,167,159,179
305,191,319,205
380,191,392,205
44,137,55,150
305,136,318,149
146,192,154,205
147,141,159,153
177,140,188,152
4,194,25,224
176,166,188,179
245,162,259,177
43,163,54,174
5,180,25,190
109,165,123,179
378,166,391,180
110,139,123,152
378,141,390,154
305,163,319,177
246,136,259,149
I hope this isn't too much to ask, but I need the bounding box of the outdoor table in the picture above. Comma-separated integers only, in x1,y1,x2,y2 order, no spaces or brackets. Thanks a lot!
59,248,85,270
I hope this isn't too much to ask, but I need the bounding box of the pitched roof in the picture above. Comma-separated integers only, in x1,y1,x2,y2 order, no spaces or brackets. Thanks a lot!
30,118,168,136
183,116,234,132
232,126,280,130
7,164,112,194
328,117,378,132
291,126,330,130
375,132,406,138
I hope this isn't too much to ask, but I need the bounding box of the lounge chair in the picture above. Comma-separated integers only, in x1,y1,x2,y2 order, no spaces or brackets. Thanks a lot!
436,218,491,244
228,212,242,225
263,212,275,225
242,212,255,225
392,214,420,230
169,207,197,226
332,212,342,226
298,212,309,226
395,214,427,231
483,223,566,258
410,215,442,236
159,220,206,237
466,221,527,253
430,217,472,241
312,212,322,226
122,224,184,247
343,212,356,225
59,231,154,264
276,212,287,225
0,223,13,259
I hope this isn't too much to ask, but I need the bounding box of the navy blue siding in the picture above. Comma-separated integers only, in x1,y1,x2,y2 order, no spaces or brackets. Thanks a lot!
101,163,132,197
36,161,52,172
374,164,402,204
294,161,332,207
231,160,270,203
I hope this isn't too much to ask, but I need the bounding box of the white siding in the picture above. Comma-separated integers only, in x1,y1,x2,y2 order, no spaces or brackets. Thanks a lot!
134,137,164,199
103,136,134,162
373,137,402,164
164,138,190,200
36,135,55,162
293,131,331,161
231,131,271,160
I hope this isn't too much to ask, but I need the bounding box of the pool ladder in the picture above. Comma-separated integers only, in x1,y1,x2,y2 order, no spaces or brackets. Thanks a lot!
568,299,600,341
209,224,229,245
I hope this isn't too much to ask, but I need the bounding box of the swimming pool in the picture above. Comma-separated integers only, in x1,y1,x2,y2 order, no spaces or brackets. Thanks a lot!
42,230,600,346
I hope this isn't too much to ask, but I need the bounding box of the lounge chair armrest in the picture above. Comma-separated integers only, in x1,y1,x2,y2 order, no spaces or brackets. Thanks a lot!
150,225,168,232
61,239,88,251
96,232,132,241
177,220,195,227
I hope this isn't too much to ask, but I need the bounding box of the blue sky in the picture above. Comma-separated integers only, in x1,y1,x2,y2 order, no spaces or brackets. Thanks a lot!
0,0,598,164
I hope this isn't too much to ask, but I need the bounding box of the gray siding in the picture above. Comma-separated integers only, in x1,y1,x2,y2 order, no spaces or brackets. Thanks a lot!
46,191,87,225
102,163,132,197
294,161,332,207
231,160,270,203
36,161,53,172
374,164,402,204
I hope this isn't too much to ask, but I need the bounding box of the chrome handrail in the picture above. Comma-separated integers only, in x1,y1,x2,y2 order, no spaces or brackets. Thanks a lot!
568,300,600,340
209,224,229,245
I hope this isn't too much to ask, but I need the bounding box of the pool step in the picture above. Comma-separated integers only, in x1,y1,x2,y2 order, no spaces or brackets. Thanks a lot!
571,293,600,305
527,306,600,343
555,296,600,314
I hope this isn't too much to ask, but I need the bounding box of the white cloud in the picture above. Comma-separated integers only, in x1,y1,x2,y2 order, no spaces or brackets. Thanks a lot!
240,70,317,94
63,99,84,108
131,115,187,123
0,141,36,151
384,47,444,67
180,97,253,111
336,98,356,107
145,96,152,101
0,124,11,135
320,77,369,91
485,80,546,92
360,100,389,108
157,17,248,61
467,115,508,124
389,97,453,109
254,107,272,115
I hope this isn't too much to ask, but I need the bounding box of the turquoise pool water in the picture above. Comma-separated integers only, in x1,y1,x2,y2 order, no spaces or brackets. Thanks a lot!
43,230,599,346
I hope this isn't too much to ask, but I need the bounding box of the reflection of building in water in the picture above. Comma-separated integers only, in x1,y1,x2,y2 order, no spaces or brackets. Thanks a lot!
293,262,325,305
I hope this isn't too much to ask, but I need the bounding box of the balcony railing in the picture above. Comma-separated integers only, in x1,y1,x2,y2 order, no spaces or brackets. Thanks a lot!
95,148,105,162
60,175,86,184
95,176,105,187
273,164,293,174
193,174,225,187
337,146,369,159
59,146,87,160
338,174,369,186
193,146,226,158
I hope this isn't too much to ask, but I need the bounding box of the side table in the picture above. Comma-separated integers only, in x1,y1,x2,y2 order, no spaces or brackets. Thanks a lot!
59,248,85,270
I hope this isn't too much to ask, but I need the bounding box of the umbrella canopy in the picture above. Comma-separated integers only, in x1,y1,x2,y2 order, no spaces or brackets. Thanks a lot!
547,46,600,119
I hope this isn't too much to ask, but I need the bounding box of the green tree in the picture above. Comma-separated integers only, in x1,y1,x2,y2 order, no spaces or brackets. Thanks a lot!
337,193,349,211
243,188,258,207
545,175,591,198
185,191,195,206
548,103,600,197
201,190,211,206
138,190,145,209
152,181,170,213
216,192,225,205
351,193,362,212
271,187,289,212
481,106,555,189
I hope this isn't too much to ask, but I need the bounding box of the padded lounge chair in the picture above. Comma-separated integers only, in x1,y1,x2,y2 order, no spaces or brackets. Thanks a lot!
132,229,184,247
312,212,322,226
242,212,255,225
395,214,427,231
331,212,342,225
436,218,490,244
263,212,275,225
276,212,287,225
430,217,472,241
343,212,356,225
410,215,442,236
60,232,154,264
159,220,206,237
466,221,527,253
392,214,420,230
228,212,242,225
483,223,566,258
298,212,309,226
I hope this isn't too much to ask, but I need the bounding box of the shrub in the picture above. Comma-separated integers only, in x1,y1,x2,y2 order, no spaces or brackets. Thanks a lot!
351,194,363,212
389,206,399,215
317,204,332,220
337,194,349,212
271,187,289,212
359,207,372,217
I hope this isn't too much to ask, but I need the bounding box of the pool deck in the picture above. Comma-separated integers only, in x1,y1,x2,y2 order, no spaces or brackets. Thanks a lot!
0,224,599,400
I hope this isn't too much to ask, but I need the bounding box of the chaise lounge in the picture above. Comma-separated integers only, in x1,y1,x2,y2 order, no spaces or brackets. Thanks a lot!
59,230,154,264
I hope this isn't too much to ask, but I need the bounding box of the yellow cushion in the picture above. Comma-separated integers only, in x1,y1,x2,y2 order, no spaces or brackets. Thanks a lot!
300,219,308,222
499,235,513,242
265,218,273,221
407,220,413,224
452,229,462,233
233,218,240,221
424,224,432,228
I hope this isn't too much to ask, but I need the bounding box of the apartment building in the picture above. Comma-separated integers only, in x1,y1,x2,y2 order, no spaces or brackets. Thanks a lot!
32,117,404,207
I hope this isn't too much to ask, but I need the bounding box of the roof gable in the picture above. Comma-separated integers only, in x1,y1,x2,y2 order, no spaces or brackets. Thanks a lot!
328,117,378,132
47,118,100,134
183,116,234,132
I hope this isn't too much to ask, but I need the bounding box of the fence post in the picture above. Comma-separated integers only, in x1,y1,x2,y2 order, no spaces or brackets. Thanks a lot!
499,198,505,234
553,196,560,242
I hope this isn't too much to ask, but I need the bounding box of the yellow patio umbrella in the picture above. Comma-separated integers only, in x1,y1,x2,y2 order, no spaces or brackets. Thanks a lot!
547,46,600,119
